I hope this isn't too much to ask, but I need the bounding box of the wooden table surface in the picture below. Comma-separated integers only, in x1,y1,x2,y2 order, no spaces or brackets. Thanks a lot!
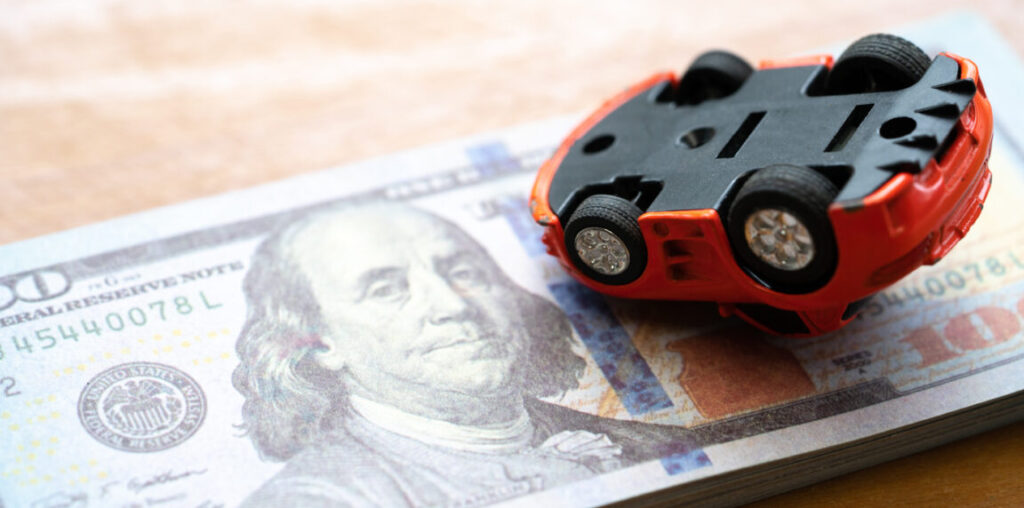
3,0,1023,505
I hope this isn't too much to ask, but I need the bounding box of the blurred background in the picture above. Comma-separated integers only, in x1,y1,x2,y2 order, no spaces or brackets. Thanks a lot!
2,0,1023,504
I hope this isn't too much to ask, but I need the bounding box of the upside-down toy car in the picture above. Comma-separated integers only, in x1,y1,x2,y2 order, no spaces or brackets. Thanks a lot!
530,34,993,336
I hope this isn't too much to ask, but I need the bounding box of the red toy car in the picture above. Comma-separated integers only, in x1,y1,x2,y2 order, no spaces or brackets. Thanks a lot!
530,34,993,336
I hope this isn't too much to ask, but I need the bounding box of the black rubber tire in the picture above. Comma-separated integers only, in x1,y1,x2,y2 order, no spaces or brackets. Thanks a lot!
676,50,753,105
727,165,839,293
827,33,931,94
564,194,647,285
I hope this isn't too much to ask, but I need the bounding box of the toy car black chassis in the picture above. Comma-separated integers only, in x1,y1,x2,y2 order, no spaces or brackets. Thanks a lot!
531,34,993,336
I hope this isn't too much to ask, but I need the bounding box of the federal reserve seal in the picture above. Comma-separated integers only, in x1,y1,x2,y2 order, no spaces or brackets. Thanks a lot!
77,362,206,453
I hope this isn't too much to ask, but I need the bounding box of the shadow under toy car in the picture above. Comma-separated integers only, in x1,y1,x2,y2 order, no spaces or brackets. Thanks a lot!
530,34,993,336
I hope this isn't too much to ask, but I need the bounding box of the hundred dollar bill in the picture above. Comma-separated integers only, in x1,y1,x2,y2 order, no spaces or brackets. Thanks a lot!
3,11,1024,508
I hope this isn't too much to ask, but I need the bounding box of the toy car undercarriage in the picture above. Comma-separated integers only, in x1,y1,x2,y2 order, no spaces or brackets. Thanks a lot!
531,34,993,336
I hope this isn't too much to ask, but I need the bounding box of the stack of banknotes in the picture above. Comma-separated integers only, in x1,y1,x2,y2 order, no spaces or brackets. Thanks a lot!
3,12,1024,508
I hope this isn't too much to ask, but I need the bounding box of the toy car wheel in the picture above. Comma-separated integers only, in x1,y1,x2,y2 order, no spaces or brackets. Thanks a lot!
727,165,839,293
676,50,753,105
564,194,647,285
827,33,931,94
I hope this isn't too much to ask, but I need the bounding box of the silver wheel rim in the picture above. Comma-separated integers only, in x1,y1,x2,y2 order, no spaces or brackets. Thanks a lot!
574,227,630,276
744,208,815,271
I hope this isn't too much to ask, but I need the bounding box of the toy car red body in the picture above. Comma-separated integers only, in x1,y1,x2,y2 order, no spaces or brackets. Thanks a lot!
530,34,993,336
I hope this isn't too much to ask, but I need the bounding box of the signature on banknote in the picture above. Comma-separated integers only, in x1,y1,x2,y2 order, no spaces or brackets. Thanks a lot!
29,468,212,508
30,491,87,508
126,469,208,494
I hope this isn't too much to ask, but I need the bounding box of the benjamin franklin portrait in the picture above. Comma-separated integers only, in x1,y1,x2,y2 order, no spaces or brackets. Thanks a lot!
232,202,697,507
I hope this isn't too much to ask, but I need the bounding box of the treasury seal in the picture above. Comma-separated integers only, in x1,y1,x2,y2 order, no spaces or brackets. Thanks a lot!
77,362,206,453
